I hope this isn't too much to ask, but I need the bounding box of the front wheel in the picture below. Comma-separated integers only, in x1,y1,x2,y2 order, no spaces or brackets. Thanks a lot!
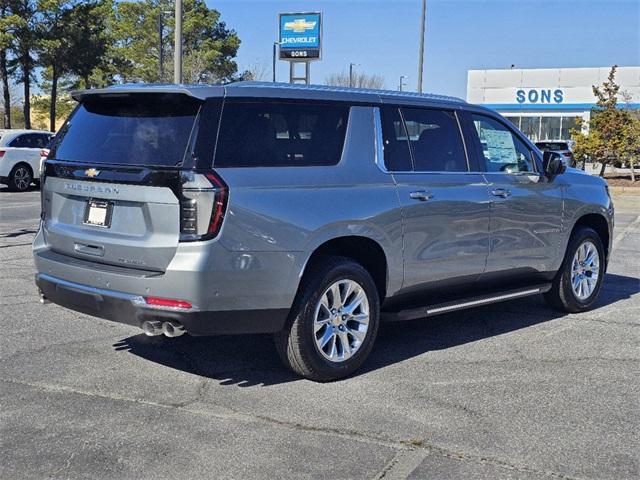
544,227,605,312
275,256,380,382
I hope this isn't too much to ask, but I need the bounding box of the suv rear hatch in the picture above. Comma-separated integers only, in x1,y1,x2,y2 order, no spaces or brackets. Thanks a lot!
41,92,225,272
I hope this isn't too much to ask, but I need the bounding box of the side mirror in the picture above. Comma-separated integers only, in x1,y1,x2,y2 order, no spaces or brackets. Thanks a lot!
543,151,566,176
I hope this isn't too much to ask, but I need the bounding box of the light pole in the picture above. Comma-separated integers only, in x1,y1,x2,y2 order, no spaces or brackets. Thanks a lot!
174,0,182,84
158,9,172,81
349,63,358,87
399,75,407,92
417,0,426,93
273,42,280,82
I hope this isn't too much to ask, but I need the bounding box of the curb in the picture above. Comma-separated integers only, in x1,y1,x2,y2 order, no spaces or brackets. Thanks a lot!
608,186,640,195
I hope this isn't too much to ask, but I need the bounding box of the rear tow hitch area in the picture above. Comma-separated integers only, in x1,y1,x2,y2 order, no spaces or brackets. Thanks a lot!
141,320,186,338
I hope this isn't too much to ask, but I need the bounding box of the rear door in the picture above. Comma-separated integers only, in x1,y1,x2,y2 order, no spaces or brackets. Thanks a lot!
463,111,564,276
8,133,42,174
380,106,490,290
41,93,203,272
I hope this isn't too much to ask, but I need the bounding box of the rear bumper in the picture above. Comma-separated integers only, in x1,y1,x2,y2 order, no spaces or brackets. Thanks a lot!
36,273,289,335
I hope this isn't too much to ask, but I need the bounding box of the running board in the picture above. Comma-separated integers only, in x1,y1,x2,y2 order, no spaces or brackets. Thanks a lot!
381,284,552,322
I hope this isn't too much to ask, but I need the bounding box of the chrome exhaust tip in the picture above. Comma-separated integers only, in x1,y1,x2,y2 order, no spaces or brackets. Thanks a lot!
141,320,163,336
38,289,50,304
161,320,186,338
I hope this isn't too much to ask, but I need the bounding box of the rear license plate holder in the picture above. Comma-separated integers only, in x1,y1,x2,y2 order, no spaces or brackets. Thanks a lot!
84,199,113,228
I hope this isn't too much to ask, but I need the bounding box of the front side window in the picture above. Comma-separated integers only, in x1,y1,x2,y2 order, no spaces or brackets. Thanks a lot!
214,101,349,167
400,108,468,172
471,114,535,174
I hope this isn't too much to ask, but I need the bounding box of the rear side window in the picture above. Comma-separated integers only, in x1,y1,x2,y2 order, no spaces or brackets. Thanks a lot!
401,108,467,172
9,134,32,148
50,94,201,166
214,101,349,167
380,107,413,171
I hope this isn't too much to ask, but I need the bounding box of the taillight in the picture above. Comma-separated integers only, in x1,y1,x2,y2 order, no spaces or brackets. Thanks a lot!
145,296,193,310
40,149,49,157
563,152,573,157
179,170,228,242
0,150,5,158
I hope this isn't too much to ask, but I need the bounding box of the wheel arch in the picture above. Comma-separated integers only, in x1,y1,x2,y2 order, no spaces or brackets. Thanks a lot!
299,236,389,301
570,213,611,264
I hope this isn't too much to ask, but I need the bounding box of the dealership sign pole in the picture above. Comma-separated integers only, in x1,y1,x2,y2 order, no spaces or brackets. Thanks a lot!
278,12,322,84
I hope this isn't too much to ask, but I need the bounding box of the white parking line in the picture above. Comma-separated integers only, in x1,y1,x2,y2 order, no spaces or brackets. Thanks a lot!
0,202,40,209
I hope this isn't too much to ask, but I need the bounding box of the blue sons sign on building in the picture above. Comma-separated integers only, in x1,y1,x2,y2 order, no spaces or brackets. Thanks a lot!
279,12,322,60
516,89,564,104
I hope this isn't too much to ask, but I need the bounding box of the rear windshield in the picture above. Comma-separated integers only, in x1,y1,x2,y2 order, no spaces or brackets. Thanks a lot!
214,101,349,167
535,142,569,151
51,94,200,167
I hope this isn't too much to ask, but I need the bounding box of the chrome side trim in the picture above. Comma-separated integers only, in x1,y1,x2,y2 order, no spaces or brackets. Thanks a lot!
426,288,541,315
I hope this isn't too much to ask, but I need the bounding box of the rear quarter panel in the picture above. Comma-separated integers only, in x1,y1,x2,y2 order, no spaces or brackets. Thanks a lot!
215,106,404,302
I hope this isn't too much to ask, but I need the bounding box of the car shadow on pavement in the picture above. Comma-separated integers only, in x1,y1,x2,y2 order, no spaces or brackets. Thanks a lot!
113,272,639,386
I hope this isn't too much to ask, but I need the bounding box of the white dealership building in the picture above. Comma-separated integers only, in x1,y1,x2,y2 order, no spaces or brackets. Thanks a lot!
467,66,640,141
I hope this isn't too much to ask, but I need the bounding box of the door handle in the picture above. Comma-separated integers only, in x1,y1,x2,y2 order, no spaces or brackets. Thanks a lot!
491,188,511,198
409,191,434,201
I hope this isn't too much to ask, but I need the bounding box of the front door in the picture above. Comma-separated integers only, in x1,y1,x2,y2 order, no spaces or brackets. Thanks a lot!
464,112,565,276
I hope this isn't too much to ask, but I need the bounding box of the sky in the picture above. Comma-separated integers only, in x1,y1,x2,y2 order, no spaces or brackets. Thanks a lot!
209,0,640,99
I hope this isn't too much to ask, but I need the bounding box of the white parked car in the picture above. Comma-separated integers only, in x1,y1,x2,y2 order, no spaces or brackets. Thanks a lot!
0,129,54,191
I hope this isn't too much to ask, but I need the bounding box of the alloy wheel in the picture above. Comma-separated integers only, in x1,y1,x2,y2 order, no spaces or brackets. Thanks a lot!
313,279,370,363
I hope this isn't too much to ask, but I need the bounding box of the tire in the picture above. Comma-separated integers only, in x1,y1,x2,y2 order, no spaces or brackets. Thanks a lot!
8,164,33,192
544,227,605,313
275,255,380,382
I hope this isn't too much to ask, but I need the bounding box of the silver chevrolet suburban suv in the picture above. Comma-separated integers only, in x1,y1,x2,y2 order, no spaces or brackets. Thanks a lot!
34,82,614,381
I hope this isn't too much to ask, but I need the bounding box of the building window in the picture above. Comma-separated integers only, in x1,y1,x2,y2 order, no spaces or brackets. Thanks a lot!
560,116,579,140
520,116,540,141
540,117,561,140
504,116,520,128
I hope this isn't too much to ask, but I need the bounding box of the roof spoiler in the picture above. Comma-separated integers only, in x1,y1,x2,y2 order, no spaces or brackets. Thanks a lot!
71,84,222,102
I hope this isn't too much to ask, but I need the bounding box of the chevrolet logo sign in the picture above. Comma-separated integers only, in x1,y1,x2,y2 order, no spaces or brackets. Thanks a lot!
85,168,100,178
284,19,316,33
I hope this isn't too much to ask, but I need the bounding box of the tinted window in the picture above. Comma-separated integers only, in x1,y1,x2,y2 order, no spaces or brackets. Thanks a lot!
400,108,467,172
214,101,349,167
380,106,412,171
35,134,53,148
9,134,32,148
51,94,200,166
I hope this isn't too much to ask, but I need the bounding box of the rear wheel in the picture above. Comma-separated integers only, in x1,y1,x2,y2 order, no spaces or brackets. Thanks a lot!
544,227,605,312
275,256,380,382
8,164,33,192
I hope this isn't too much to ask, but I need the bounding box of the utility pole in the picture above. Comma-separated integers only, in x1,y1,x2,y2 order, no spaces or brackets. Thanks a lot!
273,42,280,82
399,75,407,92
174,0,183,84
417,0,426,93
158,13,164,81
349,63,357,87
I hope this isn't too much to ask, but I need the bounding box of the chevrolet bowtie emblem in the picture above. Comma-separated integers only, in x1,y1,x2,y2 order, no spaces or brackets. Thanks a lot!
85,168,100,178
284,19,316,33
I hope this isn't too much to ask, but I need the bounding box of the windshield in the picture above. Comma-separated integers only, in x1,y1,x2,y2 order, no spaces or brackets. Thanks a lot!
50,94,201,167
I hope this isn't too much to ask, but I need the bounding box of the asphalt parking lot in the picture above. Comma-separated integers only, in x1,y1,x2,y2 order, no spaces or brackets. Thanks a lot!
1,186,638,480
